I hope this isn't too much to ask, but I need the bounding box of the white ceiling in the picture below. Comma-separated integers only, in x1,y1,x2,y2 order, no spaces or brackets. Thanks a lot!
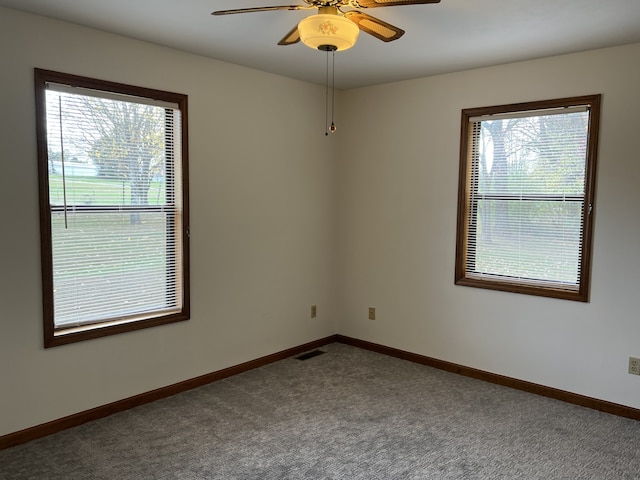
2,0,640,89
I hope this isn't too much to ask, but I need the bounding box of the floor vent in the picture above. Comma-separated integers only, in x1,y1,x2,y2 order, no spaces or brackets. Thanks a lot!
296,350,326,361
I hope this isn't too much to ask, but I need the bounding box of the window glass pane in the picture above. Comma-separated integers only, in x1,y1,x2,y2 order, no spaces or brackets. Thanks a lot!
476,112,588,197
473,200,583,285
51,210,181,328
45,90,168,207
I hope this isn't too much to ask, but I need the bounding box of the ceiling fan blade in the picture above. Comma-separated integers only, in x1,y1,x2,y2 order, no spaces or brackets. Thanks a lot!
278,25,301,45
212,5,309,16
355,0,440,8
344,11,404,42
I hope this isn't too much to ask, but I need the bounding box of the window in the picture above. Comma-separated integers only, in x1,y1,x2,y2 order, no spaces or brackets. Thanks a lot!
35,69,190,347
455,95,601,302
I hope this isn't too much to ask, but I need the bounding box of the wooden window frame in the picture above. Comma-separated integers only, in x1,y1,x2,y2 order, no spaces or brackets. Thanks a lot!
34,69,190,347
455,95,601,302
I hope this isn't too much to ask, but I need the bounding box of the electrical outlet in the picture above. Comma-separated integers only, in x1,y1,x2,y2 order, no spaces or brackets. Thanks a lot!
368,307,376,321
311,305,317,318
629,357,640,375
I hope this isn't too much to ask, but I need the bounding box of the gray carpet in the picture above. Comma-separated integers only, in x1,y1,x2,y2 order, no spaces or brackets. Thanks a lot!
1,343,640,479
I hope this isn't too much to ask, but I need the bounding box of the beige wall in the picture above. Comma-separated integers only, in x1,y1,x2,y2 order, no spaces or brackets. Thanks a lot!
2,5,640,438
336,43,640,409
0,7,338,437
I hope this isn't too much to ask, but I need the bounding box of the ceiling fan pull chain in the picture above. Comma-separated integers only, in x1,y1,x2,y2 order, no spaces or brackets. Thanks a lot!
325,49,330,136
330,49,336,133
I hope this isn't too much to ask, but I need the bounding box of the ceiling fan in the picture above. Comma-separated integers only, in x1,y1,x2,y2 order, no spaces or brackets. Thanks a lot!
212,0,442,51
213,0,441,134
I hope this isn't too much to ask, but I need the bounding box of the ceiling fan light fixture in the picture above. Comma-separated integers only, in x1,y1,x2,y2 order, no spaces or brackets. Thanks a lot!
298,13,360,51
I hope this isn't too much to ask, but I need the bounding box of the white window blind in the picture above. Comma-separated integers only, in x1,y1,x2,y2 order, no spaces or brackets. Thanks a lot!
45,84,184,330
466,110,589,289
